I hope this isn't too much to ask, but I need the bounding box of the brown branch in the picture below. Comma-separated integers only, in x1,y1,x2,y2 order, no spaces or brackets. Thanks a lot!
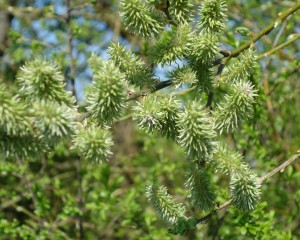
66,1,83,239
125,80,172,102
72,1,300,121
212,50,231,66
206,3,300,113
74,80,172,122
197,200,232,224
259,19,294,147
262,76,282,143
75,156,84,240
155,0,178,27
230,2,300,58
66,0,76,98
212,209,228,240
0,196,22,210
258,153,300,184
206,59,227,109
196,153,300,224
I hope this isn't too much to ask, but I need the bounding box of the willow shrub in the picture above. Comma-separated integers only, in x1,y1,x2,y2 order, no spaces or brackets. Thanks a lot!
1,0,298,237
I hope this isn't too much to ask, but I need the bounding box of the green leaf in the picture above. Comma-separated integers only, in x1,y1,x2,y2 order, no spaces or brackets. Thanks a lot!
186,218,197,229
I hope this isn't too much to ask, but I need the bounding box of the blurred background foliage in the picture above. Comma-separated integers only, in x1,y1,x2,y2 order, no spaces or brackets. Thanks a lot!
0,0,299,239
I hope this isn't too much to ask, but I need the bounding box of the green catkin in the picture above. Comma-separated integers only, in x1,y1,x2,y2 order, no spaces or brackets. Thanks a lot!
17,59,75,106
108,43,154,88
186,165,216,211
221,49,257,83
72,124,113,164
177,100,216,162
150,25,192,66
230,170,261,212
198,0,227,33
146,185,186,225
121,0,164,38
214,80,257,134
87,60,127,125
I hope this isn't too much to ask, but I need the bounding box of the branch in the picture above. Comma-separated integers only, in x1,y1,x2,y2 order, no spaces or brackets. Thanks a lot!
196,153,300,224
212,50,231,67
257,34,300,60
230,2,300,58
175,87,195,96
156,0,178,27
125,80,172,102
0,5,65,21
75,48,227,122
72,2,300,121
66,1,83,239
66,0,76,99
74,80,172,122
126,51,230,104
272,15,290,47
76,49,230,122
205,59,227,109
258,153,300,184
0,196,22,210
205,4,300,111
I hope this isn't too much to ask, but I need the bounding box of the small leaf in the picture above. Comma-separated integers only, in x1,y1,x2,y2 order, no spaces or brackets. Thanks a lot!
187,218,197,229
235,26,251,36
240,226,247,235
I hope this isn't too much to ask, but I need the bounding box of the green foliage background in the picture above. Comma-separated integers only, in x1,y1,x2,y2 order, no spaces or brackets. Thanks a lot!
0,0,300,239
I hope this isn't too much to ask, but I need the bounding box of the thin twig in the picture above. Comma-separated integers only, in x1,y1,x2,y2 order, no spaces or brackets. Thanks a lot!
273,15,291,47
212,209,228,240
258,153,300,184
0,196,22,210
230,2,300,58
74,1,300,122
257,34,300,60
206,59,227,109
260,18,295,146
196,153,300,224
74,80,172,122
174,87,195,96
212,50,231,67
13,163,48,226
0,5,65,21
66,0,76,98
66,1,83,239
125,80,172,102
12,204,41,222
267,67,298,96
159,0,178,27
70,3,91,11
75,157,84,240
219,50,231,57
